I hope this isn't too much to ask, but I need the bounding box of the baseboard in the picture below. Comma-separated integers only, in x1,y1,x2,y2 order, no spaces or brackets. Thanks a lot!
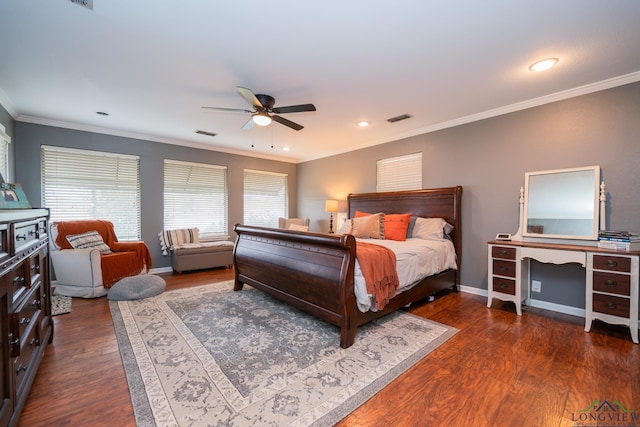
150,266,172,274
459,284,640,329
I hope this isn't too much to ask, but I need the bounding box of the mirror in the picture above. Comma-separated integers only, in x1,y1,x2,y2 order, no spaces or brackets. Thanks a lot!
523,166,601,240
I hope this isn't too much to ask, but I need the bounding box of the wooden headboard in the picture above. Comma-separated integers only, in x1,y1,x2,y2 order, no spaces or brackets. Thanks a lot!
348,186,463,276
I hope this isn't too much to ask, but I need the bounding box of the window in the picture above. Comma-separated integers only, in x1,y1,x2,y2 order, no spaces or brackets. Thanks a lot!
0,123,10,180
376,152,422,192
243,169,288,228
41,146,141,240
163,159,228,235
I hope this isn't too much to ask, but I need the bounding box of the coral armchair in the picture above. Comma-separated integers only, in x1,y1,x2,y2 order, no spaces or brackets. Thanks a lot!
49,220,152,297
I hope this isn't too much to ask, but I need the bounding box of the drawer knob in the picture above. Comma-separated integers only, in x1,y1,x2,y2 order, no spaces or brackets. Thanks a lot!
16,365,27,374
500,283,508,289
606,260,618,268
20,317,30,326
605,280,618,288
499,250,507,256
605,302,617,310
13,276,25,285
499,266,508,272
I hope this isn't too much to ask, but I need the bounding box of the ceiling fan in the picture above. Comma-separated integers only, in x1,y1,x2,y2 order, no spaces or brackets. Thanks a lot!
202,86,316,131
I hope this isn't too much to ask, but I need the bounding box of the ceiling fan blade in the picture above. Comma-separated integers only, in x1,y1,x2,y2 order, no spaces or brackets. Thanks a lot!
241,117,255,131
272,115,304,131
237,87,263,110
202,106,252,113
272,103,316,114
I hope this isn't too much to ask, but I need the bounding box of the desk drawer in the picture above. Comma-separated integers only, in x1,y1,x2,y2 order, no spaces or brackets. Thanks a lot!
592,293,630,318
492,259,516,278
492,246,516,260
593,271,630,296
492,277,515,295
593,255,631,273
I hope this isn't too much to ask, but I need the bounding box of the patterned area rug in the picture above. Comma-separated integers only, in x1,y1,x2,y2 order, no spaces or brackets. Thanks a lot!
51,295,72,316
109,281,458,426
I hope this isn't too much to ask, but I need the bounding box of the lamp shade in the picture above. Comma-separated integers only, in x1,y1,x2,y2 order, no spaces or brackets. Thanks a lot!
325,199,339,213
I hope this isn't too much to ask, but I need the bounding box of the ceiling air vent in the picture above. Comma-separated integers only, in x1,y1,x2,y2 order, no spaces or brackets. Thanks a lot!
68,0,93,10
195,130,217,137
387,114,412,123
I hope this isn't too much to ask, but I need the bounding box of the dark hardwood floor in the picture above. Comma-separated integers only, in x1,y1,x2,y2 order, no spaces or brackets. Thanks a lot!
19,268,639,426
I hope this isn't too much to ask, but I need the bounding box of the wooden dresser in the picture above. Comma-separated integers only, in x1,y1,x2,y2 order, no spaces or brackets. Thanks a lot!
0,209,53,427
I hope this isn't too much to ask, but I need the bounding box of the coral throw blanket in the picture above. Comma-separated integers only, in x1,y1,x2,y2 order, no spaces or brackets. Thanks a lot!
356,242,399,310
54,220,152,288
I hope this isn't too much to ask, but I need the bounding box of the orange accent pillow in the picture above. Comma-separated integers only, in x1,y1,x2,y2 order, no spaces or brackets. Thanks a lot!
383,213,412,241
355,211,412,241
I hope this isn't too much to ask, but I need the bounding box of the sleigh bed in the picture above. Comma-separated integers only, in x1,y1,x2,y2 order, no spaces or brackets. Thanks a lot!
233,186,462,348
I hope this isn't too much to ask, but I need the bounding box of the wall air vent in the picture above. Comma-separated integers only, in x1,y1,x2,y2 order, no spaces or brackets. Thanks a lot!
195,130,217,137
387,114,412,123
68,0,93,10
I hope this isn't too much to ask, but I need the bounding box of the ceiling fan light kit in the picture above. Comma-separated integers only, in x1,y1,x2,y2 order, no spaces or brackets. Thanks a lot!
252,112,272,126
203,86,316,131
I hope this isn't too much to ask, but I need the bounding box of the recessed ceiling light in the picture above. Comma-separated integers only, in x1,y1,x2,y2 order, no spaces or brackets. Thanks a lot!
283,147,290,151
357,121,370,127
96,111,109,116
529,58,558,72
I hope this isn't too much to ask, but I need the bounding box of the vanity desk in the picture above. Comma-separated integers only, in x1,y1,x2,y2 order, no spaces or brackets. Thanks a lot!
488,239,639,344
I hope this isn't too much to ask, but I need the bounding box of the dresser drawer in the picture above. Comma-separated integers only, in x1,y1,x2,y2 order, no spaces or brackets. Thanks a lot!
5,262,28,304
11,221,39,255
492,277,515,295
12,286,42,344
592,255,631,273
593,271,630,296
492,246,516,260
592,293,630,318
13,323,39,396
492,259,516,278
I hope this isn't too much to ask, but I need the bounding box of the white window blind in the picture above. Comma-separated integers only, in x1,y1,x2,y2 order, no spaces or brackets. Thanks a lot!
41,146,141,240
164,159,228,235
0,123,10,180
243,169,288,228
376,152,422,192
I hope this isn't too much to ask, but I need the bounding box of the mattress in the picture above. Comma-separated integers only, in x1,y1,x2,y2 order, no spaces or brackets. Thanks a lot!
354,237,457,312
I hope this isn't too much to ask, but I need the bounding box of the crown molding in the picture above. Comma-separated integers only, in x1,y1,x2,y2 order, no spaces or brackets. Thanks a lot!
14,115,298,163
299,71,640,162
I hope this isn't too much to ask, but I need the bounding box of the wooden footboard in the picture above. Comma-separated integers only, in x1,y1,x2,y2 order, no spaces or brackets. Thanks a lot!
233,226,360,347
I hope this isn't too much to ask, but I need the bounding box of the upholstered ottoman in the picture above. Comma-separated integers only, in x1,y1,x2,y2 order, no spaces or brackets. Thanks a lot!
171,241,235,273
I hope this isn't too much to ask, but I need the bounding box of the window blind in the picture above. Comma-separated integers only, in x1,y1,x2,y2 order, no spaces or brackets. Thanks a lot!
41,145,141,240
376,152,422,192
243,169,288,228
0,124,9,180
164,159,228,235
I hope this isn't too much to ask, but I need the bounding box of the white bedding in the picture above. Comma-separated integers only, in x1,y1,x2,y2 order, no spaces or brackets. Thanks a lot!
353,237,457,312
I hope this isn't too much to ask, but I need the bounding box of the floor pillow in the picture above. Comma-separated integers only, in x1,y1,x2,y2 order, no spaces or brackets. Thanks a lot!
107,274,166,301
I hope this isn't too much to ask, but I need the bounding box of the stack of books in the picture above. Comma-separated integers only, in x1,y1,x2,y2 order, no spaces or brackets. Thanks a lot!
598,230,640,251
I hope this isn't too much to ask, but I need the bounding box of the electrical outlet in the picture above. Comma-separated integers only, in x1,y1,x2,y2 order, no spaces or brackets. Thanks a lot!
531,280,542,292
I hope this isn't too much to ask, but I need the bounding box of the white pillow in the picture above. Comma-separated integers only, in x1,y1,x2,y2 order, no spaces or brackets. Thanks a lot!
411,217,453,240
66,230,112,253
337,219,352,234
288,224,309,232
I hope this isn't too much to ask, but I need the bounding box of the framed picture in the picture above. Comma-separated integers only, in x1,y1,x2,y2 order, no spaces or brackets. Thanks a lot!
0,182,31,209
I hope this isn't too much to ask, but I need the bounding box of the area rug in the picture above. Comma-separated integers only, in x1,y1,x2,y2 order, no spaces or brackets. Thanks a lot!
109,280,458,427
51,295,72,316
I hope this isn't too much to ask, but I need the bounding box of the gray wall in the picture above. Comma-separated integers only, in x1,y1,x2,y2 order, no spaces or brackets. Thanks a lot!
14,123,297,269
297,82,640,311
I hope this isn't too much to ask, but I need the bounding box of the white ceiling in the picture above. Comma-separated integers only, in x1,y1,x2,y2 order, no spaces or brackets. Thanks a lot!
1,1,639,163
